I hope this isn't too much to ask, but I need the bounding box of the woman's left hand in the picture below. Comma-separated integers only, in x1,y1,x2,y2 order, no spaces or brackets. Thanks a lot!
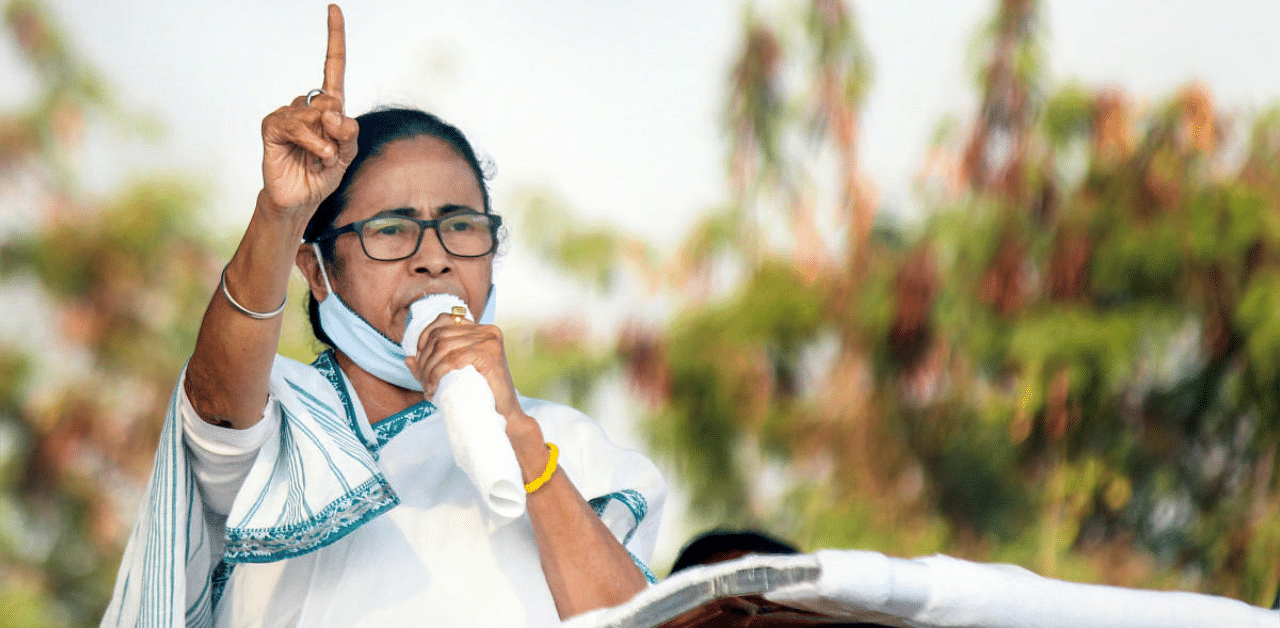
405,314,524,422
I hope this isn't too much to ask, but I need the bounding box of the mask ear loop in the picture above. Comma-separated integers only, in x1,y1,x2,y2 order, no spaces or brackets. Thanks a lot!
312,242,335,298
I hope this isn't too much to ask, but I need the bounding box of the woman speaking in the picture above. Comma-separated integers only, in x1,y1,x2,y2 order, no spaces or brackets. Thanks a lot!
100,6,665,627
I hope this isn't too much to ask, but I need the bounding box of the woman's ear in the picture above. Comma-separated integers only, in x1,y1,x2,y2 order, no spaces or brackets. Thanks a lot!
296,242,330,301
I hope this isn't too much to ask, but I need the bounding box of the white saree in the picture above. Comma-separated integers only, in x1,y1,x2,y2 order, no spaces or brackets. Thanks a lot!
100,351,666,628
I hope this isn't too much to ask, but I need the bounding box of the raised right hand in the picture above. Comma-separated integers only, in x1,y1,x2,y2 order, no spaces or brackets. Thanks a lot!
259,4,359,217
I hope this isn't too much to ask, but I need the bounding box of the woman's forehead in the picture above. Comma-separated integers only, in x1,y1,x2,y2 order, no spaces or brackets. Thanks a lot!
341,135,484,219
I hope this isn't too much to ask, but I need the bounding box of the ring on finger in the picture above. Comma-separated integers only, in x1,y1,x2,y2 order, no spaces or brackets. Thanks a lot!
451,306,466,325
305,88,325,107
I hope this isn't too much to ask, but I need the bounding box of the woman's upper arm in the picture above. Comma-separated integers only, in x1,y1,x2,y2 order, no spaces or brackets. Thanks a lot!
180,364,279,514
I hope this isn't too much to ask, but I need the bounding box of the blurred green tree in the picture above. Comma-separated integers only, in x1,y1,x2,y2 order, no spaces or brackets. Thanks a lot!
0,1,222,625
521,0,1280,605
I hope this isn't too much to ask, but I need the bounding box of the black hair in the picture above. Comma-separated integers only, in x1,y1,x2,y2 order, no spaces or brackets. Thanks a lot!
302,107,494,347
669,529,800,574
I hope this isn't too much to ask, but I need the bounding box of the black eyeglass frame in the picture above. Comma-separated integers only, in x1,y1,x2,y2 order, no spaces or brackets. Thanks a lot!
311,211,503,261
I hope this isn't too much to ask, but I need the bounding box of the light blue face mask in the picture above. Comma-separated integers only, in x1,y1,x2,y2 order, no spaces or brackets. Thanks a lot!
312,243,495,391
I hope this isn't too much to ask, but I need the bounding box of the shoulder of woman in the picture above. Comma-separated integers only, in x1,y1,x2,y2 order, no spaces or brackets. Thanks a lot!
268,352,349,409
271,353,324,385
517,396,666,504
517,395,593,428
516,395,659,472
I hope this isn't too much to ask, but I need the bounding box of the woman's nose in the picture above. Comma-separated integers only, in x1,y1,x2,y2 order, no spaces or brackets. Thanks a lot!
411,227,452,275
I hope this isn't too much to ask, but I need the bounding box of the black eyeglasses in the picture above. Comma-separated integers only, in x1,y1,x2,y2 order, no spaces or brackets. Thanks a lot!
312,211,502,261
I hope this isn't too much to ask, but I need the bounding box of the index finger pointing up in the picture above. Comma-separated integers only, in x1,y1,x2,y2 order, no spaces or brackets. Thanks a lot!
322,4,346,103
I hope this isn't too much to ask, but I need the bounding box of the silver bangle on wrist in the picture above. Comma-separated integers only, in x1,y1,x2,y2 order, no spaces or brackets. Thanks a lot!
220,263,287,319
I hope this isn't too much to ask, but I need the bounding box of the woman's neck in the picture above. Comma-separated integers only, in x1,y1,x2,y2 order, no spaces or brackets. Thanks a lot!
333,350,423,424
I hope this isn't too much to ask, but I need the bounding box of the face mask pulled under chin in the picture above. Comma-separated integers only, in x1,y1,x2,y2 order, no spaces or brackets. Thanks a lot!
310,243,496,392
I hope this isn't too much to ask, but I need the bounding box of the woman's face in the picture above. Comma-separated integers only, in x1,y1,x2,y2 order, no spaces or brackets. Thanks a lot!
317,134,492,340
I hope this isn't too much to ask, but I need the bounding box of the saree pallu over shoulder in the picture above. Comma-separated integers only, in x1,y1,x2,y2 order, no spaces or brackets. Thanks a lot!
219,355,398,563
100,356,400,628
99,382,212,628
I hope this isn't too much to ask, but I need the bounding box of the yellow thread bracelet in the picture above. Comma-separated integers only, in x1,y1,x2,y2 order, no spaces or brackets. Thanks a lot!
524,442,559,494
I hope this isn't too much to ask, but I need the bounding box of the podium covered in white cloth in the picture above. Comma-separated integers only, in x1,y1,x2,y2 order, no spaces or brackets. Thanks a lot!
563,550,1278,628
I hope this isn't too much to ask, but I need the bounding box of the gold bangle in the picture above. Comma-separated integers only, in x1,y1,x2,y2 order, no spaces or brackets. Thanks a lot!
524,442,559,494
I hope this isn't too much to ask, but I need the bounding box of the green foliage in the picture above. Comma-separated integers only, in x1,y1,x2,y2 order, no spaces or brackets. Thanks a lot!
1237,270,1280,431
727,11,786,173
509,331,615,411
802,0,872,105
904,402,1028,540
519,0,1280,605
676,207,746,274
733,261,828,349
638,261,829,522
0,583,65,628
792,485,950,557
8,179,202,294
1042,83,1094,149
1183,184,1273,272
1091,216,1186,300
1,2,221,625
519,191,653,291
1010,308,1141,404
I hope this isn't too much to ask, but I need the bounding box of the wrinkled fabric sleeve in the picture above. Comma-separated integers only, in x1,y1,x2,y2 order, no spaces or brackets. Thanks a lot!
180,371,279,516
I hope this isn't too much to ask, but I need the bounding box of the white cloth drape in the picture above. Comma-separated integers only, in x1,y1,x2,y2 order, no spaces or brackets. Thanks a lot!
767,549,1278,628
563,550,1278,628
100,352,665,628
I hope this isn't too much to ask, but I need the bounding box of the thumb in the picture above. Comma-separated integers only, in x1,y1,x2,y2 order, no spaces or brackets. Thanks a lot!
324,111,360,166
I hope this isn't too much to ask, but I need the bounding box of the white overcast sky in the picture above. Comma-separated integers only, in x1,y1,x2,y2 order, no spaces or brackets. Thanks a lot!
4,0,1279,565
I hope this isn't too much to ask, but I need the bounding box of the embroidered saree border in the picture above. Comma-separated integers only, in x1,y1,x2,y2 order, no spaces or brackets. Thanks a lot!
222,475,399,563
